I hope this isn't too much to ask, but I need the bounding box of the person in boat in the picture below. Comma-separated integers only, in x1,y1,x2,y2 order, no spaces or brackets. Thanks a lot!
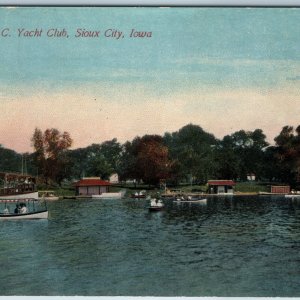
14,204,20,214
20,203,28,214
3,207,9,214
150,198,157,207
157,199,163,207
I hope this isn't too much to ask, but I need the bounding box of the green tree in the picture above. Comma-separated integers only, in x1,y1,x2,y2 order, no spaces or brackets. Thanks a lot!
67,147,90,179
216,129,268,180
273,125,300,185
164,124,217,183
68,139,122,180
31,128,73,185
0,145,22,173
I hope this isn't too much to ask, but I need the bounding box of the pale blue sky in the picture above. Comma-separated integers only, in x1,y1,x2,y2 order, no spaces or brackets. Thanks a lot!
1,7,300,151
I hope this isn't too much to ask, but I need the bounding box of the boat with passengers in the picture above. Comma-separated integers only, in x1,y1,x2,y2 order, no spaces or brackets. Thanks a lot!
148,198,165,211
174,195,207,204
0,198,48,220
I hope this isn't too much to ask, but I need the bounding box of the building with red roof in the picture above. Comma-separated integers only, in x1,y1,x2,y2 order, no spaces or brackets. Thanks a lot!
74,177,111,196
207,180,235,194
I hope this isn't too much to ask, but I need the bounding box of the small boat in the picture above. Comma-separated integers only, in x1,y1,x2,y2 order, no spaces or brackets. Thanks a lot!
148,198,164,211
131,190,146,198
174,196,207,204
39,190,59,201
0,198,48,220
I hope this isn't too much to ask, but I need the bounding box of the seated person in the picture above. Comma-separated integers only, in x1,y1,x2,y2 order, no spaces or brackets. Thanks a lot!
19,203,28,214
3,207,9,214
150,198,157,206
14,204,20,214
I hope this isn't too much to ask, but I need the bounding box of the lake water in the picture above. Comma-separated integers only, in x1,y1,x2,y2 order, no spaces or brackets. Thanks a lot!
0,195,300,296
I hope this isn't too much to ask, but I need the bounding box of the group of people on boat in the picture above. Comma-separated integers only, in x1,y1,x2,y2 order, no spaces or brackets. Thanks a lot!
176,195,192,201
150,198,164,208
2,203,28,215
15,203,28,214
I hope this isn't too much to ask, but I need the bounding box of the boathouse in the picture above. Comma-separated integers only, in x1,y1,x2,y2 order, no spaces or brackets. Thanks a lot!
207,180,235,194
270,185,290,194
74,177,111,196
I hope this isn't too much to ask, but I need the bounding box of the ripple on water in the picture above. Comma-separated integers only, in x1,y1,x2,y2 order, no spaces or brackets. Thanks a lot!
0,196,300,296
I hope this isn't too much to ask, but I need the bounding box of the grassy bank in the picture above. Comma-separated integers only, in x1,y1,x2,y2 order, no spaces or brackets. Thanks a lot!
235,182,269,193
37,185,75,197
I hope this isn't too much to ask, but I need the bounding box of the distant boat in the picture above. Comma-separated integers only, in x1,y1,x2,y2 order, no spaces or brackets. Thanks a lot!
0,198,48,220
148,198,164,211
174,196,207,204
39,190,59,201
131,190,146,198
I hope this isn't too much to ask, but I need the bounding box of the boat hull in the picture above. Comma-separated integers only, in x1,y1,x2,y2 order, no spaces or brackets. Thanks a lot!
39,196,60,201
0,210,48,220
174,199,207,204
148,206,164,211
0,191,39,200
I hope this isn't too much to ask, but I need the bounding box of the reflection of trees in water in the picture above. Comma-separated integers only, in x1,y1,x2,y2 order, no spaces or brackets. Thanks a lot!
160,198,212,230
288,197,300,216
159,196,287,232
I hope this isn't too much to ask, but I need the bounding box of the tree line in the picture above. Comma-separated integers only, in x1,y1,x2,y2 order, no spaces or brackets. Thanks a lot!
1,124,300,187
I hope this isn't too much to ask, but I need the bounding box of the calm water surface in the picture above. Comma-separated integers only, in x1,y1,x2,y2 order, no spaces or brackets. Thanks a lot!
0,195,300,296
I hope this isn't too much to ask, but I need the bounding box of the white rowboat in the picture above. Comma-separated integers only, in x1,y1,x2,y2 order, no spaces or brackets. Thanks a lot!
174,198,207,204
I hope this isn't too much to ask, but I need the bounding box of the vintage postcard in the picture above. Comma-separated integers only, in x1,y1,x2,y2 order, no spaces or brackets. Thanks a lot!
0,6,300,297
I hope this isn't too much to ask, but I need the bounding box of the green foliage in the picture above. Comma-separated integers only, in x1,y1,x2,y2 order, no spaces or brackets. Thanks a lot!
215,129,269,181
272,125,300,186
0,145,22,173
68,138,122,180
4,123,300,190
31,128,73,185
235,182,269,193
164,124,218,183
